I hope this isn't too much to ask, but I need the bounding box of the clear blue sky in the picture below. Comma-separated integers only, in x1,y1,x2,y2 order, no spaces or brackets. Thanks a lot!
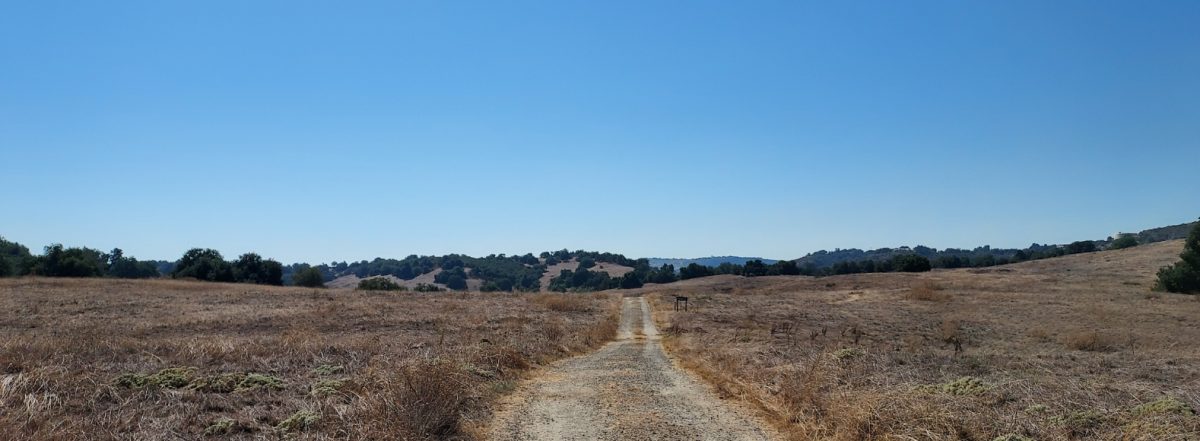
2,1,1197,264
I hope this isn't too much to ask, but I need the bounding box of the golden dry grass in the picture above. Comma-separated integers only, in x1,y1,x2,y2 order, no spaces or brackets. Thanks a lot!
644,240,1200,440
0,278,619,440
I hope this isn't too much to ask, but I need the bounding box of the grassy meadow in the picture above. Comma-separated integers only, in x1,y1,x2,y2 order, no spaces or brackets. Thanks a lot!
646,240,1199,440
0,278,619,440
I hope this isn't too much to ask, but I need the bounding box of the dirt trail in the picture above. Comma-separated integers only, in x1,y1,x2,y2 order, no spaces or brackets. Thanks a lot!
491,297,776,441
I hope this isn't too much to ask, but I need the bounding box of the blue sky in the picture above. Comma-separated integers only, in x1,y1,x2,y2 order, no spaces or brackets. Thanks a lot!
2,1,1198,263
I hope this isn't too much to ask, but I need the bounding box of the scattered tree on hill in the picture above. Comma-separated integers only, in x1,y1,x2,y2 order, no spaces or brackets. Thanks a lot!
293,266,326,288
434,266,468,290
1110,235,1139,250
892,254,932,272
743,260,769,277
357,277,405,291
646,264,678,284
413,283,442,292
172,248,235,282
0,237,33,277
232,252,284,286
679,263,714,280
34,244,106,277
619,272,644,289
1066,241,1097,254
549,268,616,292
1156,222,1200,294
774,260,801,275
105,248,160,279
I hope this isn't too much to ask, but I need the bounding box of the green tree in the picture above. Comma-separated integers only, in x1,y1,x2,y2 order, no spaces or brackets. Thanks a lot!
578,257,596,269
172,248,234,282
892,254,932,272
231,253,281,285
1110,235,1139,250
1155,222,1200,294
233,253,266,284
647,264,678,284
0,236,32,276
106,248,160,279
434,266,469,290
293,267,326,288
1066,240,1097,254
743,260,768,277
679,263,714,280
773,260,801,275
35,244,105,277
619,272,644,289
261,259,284,286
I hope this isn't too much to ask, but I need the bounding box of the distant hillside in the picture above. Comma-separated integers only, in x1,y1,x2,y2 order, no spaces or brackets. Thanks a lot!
789,219,1199,272
647,256,778,269
1132,221,1198,243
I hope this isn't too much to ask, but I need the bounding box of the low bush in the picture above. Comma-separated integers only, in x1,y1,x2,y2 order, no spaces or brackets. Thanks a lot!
1131,397,1194,416
1155,222,1200,294
357,277,405,291
115,367,195,389
310,378,348,397
939,376,990,395
276,410,319,433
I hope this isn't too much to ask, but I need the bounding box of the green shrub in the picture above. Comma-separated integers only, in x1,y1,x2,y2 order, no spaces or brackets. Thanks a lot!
293,267,326,288
115,367,196,389
237,373,284,391
310,378,348,397
203,418,236,436
276,410,319,432
942,376,990,395
832,348,864,360
1132,397,1195,416
1055,410,1104,434
190,373,244,393
1155,222,1200,294
357,277,405,291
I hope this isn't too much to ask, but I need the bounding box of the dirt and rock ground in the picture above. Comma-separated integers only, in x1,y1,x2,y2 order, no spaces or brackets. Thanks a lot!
491,296,777,441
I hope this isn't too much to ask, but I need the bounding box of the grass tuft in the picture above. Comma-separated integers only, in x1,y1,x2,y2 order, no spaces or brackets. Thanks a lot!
276,410,319,433
1132,397,1195,416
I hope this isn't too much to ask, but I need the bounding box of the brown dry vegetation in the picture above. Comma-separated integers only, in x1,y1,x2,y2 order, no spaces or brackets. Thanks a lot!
0,278,619,440
645,240,1200,440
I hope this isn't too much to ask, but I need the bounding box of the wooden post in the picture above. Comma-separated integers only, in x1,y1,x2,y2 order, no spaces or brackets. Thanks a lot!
674,296,688,311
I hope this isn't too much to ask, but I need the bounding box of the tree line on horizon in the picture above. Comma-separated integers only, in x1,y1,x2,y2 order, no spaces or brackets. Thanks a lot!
2,220,1196,294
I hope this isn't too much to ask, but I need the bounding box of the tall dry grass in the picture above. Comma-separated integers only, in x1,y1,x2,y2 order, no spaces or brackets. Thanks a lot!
645,240,1200,440
0,278,620,440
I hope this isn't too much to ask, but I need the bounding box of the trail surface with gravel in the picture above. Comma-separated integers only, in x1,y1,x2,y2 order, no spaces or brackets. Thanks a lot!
490,296,776,441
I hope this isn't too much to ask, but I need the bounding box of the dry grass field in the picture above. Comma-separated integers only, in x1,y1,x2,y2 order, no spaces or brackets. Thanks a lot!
646,240,1200,440
0,279,619,440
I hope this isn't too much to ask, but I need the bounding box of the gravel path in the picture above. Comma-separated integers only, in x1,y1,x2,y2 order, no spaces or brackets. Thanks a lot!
490,296,776,441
